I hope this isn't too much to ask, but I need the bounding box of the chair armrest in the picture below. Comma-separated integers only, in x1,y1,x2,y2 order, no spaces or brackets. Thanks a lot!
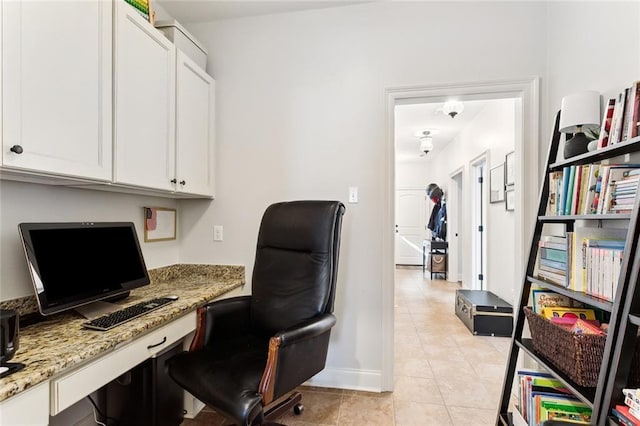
259,314,336,404
275,314,336,347
190,296,252,351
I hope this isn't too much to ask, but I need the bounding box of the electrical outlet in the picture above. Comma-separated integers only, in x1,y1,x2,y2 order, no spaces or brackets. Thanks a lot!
213,225,223,241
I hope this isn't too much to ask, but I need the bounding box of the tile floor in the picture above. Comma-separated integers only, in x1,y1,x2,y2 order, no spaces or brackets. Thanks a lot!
181,267,512,425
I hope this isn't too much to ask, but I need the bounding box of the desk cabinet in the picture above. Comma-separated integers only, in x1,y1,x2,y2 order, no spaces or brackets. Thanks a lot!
0,382,49,425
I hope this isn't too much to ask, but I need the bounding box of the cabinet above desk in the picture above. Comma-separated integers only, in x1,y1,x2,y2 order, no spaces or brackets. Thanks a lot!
0,263,245,424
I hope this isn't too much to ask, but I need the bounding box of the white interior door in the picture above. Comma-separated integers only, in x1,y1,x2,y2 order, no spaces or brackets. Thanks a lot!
471,157,488,290
395,189,427,265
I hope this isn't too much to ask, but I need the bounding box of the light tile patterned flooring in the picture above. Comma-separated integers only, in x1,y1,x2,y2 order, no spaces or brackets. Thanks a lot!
182,268,512,425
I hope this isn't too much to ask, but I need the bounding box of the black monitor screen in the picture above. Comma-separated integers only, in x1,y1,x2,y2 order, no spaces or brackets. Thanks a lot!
18,222,150,315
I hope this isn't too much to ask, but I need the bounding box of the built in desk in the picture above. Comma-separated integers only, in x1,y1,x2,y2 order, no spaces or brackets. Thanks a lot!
0,264,245,425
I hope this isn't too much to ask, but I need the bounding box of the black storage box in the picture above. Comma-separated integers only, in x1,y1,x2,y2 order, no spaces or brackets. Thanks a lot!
455,289,513,337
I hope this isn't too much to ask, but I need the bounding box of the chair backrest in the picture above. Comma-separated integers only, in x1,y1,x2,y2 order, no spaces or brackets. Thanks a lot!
250,200,345,334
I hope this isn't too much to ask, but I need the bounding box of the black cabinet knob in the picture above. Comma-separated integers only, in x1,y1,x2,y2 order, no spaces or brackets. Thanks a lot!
10,145,23,154
179,180,186,185
170,178,177,184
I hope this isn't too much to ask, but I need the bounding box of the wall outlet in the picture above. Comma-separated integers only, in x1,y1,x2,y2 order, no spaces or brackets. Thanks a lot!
213,225,223,241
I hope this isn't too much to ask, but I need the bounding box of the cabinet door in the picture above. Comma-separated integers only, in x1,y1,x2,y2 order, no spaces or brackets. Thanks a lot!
175,51,215,197
2,1,112,181
114,1,176,191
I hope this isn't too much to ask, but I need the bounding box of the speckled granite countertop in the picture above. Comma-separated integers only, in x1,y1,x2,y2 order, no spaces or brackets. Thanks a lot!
0,264,245,403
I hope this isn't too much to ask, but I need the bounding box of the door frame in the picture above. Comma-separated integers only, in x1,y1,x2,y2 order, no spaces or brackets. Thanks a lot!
470,152,489,290
381,77,540,390
448,166,464,283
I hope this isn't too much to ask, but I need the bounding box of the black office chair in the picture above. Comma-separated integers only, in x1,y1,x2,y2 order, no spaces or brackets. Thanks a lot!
168,200,345,425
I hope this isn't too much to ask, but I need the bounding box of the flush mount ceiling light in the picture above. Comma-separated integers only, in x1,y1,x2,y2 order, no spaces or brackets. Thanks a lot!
443,100,464,118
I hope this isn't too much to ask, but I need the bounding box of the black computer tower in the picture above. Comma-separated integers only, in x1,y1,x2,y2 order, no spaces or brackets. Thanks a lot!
102,342,184,426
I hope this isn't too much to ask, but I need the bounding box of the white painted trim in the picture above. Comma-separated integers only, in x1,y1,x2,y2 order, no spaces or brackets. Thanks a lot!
306,367,383,393
448,166,464,283
383,76,540,391
470,151,489,291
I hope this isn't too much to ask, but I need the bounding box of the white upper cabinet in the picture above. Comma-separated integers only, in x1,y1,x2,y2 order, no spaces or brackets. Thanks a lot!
2,1,113,181
113,1,176,191
175,51,215,197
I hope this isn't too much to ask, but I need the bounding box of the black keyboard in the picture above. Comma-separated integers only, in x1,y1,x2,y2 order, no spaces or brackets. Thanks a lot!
83,297,177,331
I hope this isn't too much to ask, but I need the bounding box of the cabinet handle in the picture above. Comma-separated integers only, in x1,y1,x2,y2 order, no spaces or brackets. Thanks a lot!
10,145,24,154
147,336,167,350
179,180,186,186
170,178,177,184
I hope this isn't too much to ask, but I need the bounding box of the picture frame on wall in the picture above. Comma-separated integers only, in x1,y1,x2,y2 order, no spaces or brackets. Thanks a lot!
505,187,515,211
490,164,505,203
505,151,515,187
144,207,177,242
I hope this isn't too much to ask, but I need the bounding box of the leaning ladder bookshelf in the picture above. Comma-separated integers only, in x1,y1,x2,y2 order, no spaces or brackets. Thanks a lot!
496,110,640,426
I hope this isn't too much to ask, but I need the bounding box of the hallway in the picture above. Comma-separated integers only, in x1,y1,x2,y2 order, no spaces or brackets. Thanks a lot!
182,268,511,425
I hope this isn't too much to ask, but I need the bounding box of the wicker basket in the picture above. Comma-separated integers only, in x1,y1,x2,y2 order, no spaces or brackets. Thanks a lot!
523,306,606,387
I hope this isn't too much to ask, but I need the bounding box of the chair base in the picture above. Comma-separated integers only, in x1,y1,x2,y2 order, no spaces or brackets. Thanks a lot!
259,391,303,425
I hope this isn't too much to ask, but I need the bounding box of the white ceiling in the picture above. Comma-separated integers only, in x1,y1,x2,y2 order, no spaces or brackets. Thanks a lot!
395,100,490,163
155,0,368,23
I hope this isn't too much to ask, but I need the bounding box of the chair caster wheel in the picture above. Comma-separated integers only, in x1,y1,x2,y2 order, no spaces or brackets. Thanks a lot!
293,403,304,415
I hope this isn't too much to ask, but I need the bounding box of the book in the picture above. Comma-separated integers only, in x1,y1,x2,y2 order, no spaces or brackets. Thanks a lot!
603,166,640,213
632,81,640,139
565,165,576,215
570,318,604,335
623,81,640,141
541,306,596,320
559,166,571,215
598,98,616,148
540,247,568,262
547,171,562,215
582,164,600,215
610,90,629,145
531,289,578,313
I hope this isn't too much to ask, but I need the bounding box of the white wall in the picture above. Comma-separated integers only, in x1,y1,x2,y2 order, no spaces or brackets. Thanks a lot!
183,1,547,390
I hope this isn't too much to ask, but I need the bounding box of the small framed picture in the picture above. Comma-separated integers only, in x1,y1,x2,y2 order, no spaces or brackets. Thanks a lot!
490,164,505,203
144,207,177,242
505,151,515,187
506,187,515,211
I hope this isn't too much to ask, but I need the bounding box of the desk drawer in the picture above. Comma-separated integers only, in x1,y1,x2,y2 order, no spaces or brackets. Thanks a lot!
50,312,196,415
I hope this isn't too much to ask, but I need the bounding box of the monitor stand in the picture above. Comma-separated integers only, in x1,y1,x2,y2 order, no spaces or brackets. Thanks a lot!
74,291,131,320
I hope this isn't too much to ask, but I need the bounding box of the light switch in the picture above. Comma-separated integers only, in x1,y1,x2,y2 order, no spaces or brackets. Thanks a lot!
348,187,358,203
213,225,223,241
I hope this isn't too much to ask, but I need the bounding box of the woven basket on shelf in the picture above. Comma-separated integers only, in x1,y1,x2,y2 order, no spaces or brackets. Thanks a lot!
524,306,606,387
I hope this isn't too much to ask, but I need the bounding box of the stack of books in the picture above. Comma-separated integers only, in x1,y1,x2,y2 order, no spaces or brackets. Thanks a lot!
609,169,640,214
537,235,570,287
612,388,640,425
517,370,591,425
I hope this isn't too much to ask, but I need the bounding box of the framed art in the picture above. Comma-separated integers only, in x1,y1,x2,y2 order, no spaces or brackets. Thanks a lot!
505,151,515,187
490,164,505,203
505,187,515,211
144,207,177,242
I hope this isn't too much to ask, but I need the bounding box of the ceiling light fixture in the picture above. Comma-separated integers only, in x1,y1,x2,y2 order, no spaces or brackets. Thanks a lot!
443,100,464,118
419,130,434,154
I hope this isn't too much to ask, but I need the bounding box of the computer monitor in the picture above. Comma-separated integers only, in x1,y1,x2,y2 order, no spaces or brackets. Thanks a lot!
18,222,150,316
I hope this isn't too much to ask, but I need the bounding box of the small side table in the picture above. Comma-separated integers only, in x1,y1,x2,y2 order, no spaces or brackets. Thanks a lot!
422,240,448,280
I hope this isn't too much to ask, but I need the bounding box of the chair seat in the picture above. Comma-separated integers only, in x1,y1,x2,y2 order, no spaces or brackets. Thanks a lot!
168,334,270,424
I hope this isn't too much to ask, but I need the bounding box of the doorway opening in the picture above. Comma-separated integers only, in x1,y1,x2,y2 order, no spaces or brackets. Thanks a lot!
383,77,540,391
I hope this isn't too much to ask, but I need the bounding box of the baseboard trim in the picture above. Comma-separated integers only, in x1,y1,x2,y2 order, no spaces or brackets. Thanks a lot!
305,367,383,393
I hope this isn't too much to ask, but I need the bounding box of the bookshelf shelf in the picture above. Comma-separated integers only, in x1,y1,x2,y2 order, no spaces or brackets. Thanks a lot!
527,276,614,311
497,108,640,426
538,213,632,222
516,338,597,406
549,136,640,171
